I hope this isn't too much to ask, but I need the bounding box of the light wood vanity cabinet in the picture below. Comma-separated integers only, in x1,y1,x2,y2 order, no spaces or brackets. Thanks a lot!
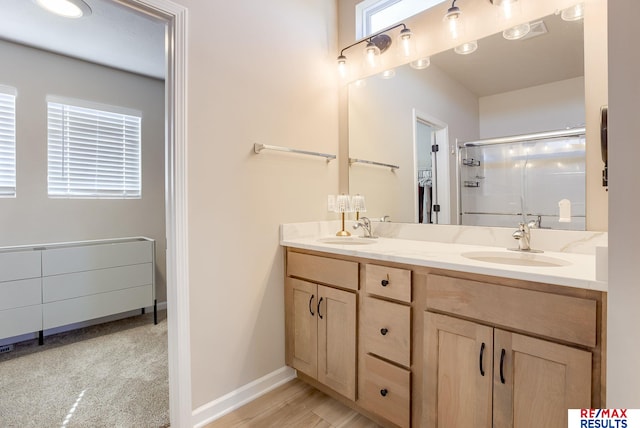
424,274,597,428
359,263,412,428
285,251,358,400
284,248,605,428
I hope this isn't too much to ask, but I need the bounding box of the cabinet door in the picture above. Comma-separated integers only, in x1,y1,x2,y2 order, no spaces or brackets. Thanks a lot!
493,329,592,428
423,312,493,428
289,278,318,378
317,285,356,400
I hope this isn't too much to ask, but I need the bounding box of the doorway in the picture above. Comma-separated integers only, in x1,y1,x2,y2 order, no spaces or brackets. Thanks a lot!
413,110,451,224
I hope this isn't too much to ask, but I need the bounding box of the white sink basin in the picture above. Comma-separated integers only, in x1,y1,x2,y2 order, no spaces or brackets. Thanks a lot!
317,236,377,245
461,251,570,267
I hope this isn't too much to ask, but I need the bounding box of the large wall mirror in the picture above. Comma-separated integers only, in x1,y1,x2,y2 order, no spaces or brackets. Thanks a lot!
348,11,587,230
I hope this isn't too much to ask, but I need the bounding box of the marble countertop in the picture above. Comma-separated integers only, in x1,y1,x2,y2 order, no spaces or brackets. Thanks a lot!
281,235,607,292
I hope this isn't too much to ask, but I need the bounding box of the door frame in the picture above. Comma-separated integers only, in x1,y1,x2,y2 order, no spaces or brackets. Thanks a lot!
412,109,451,224
115,1,191,426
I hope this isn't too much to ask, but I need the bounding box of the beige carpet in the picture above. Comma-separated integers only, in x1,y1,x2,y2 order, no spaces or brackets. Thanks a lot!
0,312,169,427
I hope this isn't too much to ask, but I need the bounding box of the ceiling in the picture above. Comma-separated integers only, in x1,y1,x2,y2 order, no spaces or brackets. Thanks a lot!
0,0,166,80
431,12,585,97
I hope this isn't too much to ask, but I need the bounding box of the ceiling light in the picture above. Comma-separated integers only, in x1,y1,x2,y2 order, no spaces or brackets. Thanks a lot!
560,4,585,21
410,57,431,70
454,40,478,55
35,0,92,18
503,22,531,40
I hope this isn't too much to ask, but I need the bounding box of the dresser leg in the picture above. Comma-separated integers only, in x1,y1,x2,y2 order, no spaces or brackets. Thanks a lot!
38,331,43,346
154,300,158,325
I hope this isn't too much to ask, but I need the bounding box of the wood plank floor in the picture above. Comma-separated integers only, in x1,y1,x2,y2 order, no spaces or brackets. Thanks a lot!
204,379,382,428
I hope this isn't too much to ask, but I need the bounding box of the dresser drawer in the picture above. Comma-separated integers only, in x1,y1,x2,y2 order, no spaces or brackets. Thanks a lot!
0,278,41,311
365,264,411,303
287,251,358,291
426,274,597,348
359,354,410,428
361,297,411,367
0,250,41,282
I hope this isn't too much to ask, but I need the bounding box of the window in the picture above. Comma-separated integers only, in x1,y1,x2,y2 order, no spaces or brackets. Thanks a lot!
47,97,142,198
0,86,16,198
356,0,446,38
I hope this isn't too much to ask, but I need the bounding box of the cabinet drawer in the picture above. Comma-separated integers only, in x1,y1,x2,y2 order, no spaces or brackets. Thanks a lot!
359,354,410,428
287,251,358,291
43,263,153,303
362,297,410,367
365,264,411,303
0,278,41,311
0,305,42,340
0,250,41,282
43,284,152,329
426,274,597,348
42,239,153,276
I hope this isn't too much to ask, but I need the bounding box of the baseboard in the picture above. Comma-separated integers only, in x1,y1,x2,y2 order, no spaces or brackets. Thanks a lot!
192,366,296,428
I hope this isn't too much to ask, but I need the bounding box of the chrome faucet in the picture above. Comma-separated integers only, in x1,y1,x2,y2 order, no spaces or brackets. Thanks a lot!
353,217,377,238
510,220,542,252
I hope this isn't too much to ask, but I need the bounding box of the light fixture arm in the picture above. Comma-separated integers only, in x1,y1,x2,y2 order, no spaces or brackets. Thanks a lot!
338,23,408,57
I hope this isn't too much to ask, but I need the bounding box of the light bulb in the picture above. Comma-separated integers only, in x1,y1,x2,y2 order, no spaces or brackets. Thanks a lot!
363,41,381,70
561,4,585,21
444,6,464,40
381,69,396,79
36,0,91,18
410,57,431,70
503,22,531,40
397,28,415,59
454,40,478,55
337,55,348,79
490,0,521,21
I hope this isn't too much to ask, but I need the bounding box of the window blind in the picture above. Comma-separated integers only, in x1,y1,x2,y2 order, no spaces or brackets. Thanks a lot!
47,100,142,198
0,89,16,197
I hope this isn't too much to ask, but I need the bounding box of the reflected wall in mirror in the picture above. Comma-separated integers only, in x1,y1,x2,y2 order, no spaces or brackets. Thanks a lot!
348,12,585,230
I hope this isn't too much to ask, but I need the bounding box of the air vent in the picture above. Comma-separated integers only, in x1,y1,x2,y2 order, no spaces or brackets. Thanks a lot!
520,20,548,41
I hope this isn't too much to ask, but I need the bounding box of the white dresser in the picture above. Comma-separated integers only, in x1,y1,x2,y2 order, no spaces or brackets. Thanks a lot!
0,237,155,344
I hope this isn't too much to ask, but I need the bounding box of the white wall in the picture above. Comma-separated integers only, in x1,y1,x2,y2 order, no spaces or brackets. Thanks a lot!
607,0,640,407
349,64,478,223
479,77,585,139
0,40,167,302
179,0,339,410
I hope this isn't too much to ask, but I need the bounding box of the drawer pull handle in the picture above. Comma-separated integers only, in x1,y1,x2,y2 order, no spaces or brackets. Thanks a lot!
500,348,506,384
380,273,390,287
479,342,485,376
317,297,324,320
308,294,315,316
380,388,388,397
380,328,389,336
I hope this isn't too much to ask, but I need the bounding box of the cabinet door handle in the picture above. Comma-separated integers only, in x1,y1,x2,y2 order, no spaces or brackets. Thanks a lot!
380,388,388,397
381,279,389,287
308,294,315,316
317,297,324,320
479,342,485,377
380,328,389,336
500,348,506,384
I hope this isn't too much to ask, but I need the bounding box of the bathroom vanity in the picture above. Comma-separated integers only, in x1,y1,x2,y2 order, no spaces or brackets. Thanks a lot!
282,224,606,428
